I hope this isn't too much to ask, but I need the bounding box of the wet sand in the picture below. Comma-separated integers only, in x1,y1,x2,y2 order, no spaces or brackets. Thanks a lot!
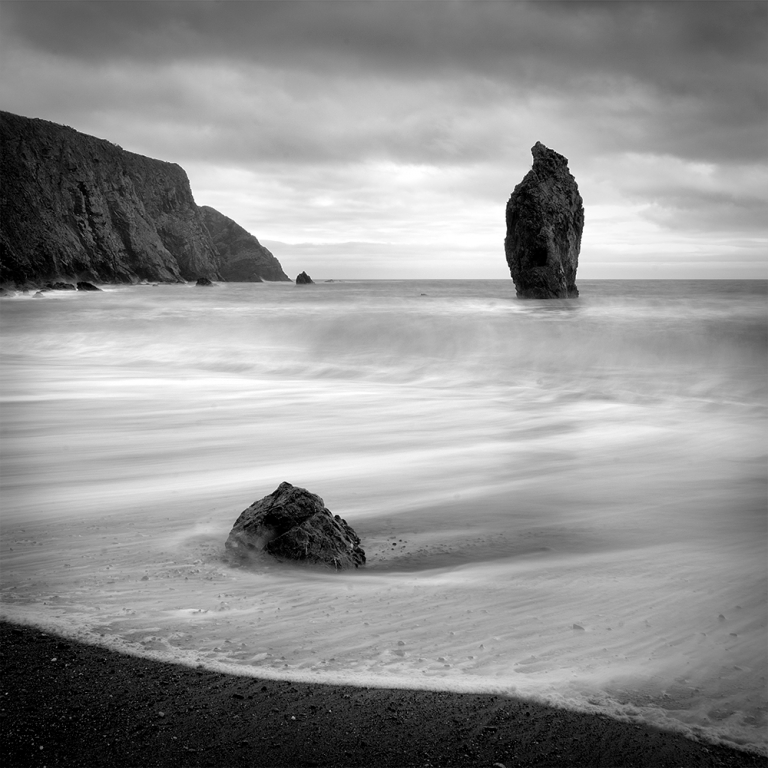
1,620,765,768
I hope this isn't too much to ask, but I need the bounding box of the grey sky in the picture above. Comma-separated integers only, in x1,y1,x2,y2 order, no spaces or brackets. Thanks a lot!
1,0,766,278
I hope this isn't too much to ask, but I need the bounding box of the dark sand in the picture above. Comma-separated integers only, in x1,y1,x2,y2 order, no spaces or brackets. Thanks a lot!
1,621,765,768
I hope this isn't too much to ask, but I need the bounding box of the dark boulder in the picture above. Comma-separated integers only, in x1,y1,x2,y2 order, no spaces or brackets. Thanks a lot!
76,281,100,291
225,482,366,570
295,271,314,285
504,142,584,298
195,277,215,286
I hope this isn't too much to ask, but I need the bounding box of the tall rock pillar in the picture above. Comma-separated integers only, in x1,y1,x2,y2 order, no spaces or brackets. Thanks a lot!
504,142,584,298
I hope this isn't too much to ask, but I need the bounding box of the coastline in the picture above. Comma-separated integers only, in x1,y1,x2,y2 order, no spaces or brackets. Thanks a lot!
2,621,765,768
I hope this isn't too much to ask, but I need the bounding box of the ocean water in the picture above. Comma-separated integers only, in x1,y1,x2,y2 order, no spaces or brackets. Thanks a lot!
1,279,766,754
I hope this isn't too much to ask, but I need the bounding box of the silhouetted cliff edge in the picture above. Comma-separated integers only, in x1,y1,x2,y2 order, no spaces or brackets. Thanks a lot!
0,111,288,286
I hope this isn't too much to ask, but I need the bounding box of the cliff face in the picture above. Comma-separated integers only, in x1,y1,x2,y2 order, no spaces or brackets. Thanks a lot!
0,111,222,285
504,142,584,298
200,206,289,282
0,111,288,287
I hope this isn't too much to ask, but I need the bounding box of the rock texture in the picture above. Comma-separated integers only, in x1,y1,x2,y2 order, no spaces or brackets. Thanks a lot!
504,142,584,298
0,111,289,288
296,271,314,285
199,206,289,282
0,111,219,286
226,482,365,570
45,282,76,291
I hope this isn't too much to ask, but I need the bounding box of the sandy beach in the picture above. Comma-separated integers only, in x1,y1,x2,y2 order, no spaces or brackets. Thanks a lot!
2,620,765,768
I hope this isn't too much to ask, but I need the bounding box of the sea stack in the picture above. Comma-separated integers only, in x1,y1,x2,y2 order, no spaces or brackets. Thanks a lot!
296,271,314,284
504,142,583,298
225,482,366,570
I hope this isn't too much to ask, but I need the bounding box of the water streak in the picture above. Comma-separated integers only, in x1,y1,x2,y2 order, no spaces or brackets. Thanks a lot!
1,279,766,754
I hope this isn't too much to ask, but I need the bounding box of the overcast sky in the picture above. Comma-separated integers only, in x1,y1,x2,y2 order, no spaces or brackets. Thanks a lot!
1,1,766,279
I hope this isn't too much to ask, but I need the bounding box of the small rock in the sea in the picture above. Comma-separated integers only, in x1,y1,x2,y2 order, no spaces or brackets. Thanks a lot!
76,281,100,291
572,623,585,631
32,291,45,298
295,271,314,284
718,614,726,621
195,277,215,286
397,640,406,646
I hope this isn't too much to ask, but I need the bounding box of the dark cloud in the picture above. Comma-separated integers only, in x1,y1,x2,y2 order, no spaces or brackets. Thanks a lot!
3,0,765,165
5,1,765,94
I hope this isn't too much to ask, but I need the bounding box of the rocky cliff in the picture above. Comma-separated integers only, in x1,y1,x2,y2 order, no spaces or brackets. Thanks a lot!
0,111,288,287
200,206,289,282
504,142,584,298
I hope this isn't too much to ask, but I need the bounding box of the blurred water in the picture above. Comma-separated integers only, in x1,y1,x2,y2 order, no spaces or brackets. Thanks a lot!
1,279,766,754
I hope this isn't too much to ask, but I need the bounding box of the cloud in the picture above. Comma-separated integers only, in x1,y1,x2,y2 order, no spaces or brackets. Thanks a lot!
0,0,765,278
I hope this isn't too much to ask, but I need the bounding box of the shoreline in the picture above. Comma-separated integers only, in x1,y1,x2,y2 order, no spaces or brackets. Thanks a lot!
1,620,765,768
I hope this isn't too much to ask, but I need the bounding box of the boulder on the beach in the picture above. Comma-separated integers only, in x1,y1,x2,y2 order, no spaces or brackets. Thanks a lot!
504,142,583,298
295,271,314,285
195,277,215,286
225,482,366,570
76,281,100,291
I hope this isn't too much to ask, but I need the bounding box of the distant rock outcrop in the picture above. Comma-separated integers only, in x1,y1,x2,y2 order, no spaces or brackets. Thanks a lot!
199,206,289,282
504,142,584,298
76,281,100,291
195,277,215,287
296,271,313,285
225,482,366,570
